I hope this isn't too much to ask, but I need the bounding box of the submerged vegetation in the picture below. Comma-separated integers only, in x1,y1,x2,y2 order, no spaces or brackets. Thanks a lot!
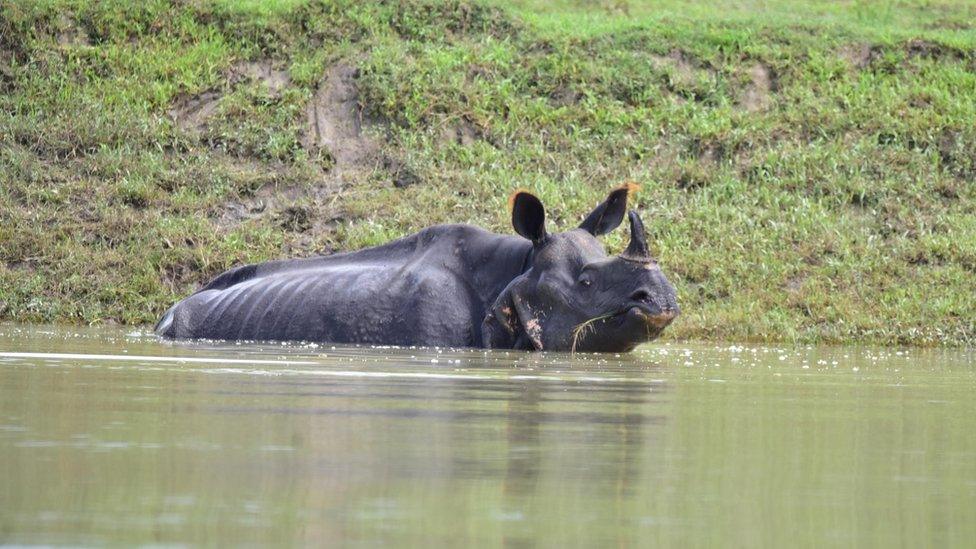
1,0,974,346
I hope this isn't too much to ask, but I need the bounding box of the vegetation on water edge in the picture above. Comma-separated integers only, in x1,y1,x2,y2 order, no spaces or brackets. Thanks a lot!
1,0,975,346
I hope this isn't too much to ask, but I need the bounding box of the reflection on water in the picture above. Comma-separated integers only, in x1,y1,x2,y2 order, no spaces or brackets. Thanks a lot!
1,324,974,546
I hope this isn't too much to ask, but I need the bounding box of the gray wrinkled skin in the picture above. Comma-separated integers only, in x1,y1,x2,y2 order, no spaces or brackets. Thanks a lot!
156,187,679,352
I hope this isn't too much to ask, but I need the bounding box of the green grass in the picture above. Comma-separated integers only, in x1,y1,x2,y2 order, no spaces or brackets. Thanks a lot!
1,0,974,346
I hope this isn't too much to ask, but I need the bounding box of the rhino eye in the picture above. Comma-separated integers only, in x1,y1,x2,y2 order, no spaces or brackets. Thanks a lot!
579,276,592,287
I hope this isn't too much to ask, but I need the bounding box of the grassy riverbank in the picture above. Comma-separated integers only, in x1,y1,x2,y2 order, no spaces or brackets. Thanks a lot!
1,0,974,346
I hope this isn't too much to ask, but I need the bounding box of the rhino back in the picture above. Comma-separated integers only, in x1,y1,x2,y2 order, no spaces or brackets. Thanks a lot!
157,224,529,346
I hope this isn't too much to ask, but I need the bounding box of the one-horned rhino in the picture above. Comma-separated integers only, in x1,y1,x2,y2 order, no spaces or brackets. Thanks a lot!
155,185,679,352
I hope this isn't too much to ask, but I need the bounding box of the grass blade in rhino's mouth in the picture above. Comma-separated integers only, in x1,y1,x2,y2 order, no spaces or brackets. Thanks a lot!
570,313,615,354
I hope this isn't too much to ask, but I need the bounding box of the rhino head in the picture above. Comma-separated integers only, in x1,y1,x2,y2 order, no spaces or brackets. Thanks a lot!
483,185,680,352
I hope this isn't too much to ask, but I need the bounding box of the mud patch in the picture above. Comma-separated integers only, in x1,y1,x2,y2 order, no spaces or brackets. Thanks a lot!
219,174,304,227
437,118,481,147
221,198,268,225
223,191,348,256
549,85,582,107
904,38,965,60
159,255,205,293
302,62,419,187
168,59,289,133
650,50,698,83
690,137,726,164
935,130,974,179
675,166,709,191
281,220,345,255
840,40,966,71
277,204,313,232
209,61,420,244
55,15,90,47
214,157,352,254
229,60,290,97
784,275,805,293
740,63,774,112
383,156,420,188
839,43,876,69
168,91,221,133
650,50,718,103
5,259,38,273
0,49,14,92
303,63,378,168
643,142,682,177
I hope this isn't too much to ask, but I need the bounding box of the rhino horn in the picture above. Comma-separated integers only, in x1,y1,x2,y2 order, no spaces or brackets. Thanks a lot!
621,210,652,262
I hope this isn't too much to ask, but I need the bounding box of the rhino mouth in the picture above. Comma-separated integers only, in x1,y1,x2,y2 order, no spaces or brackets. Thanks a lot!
571,302,678,352
614,302,678,330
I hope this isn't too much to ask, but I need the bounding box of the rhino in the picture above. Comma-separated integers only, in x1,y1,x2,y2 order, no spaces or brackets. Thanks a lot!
155,185,679,352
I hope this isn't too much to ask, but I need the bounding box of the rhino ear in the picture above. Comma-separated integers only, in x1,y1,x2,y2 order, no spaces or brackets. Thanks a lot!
579,182,638,236
510,190,547,243
482,278,543,350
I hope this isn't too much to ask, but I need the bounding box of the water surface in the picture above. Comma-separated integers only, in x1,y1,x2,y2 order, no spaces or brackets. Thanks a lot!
1,324,974,546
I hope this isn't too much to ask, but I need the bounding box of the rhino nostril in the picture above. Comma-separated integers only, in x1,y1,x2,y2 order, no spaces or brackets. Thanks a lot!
630,290,650,303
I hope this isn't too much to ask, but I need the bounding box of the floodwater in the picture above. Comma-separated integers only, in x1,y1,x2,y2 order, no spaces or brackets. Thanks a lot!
1,325,974,547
